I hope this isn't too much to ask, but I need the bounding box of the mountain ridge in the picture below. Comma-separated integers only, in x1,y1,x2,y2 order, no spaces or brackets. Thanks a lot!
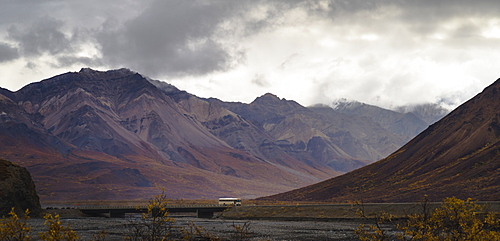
261,78,500,202
330,98,444,141
0,68,454,200
0,68,336,200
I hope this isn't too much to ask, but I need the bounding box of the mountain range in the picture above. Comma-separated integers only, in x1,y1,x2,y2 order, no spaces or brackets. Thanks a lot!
262,78,500,202
0,68,448,201
330,99,448,141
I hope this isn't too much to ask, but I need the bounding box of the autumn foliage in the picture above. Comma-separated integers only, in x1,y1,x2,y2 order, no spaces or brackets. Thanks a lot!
0,208,79,241
0,208,31,241
356,197,500,241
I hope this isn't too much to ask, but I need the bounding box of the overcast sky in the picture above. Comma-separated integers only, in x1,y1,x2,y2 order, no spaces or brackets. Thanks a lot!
0,0,499,109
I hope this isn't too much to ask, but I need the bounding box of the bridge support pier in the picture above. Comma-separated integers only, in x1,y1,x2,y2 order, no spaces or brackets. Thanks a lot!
80,205,227,218
196,210,214,218
109,211,126,218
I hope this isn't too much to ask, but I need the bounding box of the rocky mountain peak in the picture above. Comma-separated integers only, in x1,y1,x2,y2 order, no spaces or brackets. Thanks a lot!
13,68,161,106
252,93,282,104
330,98,364,110
251,93,304,112
79,67,99,74
79,67,137,78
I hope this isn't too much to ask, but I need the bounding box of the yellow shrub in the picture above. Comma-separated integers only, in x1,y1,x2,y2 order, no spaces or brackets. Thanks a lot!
356,197,500,241
39,213,79,241
0,208,32,241
402,197,500,241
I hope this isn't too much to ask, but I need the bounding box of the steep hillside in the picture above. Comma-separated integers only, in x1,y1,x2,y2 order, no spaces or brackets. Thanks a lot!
262,78,500,202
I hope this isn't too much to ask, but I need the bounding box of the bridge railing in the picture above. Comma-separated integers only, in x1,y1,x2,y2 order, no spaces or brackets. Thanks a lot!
76,204,229,210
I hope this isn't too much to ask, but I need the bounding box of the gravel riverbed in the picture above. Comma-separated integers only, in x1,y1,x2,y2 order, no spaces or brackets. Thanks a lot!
28,215,364,240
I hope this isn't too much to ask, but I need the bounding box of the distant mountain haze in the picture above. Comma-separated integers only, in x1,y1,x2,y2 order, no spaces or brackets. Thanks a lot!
262,78,500,202
0,68,450,201
330,99,449,141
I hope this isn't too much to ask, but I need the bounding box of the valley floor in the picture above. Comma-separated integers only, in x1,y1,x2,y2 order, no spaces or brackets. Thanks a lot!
30,201,499,240
28,215,364,240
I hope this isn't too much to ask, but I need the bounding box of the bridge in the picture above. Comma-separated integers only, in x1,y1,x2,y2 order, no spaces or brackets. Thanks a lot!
78,205,231,218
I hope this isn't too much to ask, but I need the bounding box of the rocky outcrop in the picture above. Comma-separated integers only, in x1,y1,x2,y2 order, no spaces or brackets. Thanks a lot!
0,159,41,217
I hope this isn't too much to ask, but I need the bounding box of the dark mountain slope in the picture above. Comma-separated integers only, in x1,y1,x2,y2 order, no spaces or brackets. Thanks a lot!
262,78,500,202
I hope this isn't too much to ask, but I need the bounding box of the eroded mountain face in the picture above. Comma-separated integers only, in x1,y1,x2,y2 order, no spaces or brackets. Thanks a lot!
0,69,332,200
0,68,444,201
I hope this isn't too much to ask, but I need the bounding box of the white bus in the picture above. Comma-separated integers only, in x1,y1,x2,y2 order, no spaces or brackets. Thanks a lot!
218,197,241,206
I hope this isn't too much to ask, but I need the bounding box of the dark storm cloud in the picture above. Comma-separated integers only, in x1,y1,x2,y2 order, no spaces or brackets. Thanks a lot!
17,0,495,79
1,0,499,107
52,56,102,69
8,16,74,57
315,0,500,17
303,0,500,34
93,0,317,77
0,43,19,63
96,0,239,77
6,15,100,68
400,0,500,20
392,0,500,39
0,0,53,25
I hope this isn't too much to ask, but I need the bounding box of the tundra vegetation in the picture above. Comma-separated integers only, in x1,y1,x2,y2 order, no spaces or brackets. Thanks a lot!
355,196,500,241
